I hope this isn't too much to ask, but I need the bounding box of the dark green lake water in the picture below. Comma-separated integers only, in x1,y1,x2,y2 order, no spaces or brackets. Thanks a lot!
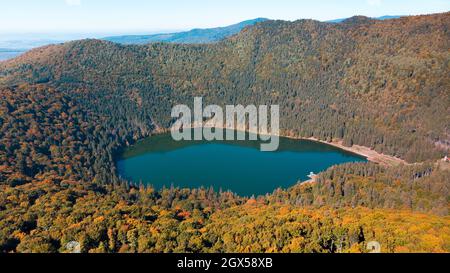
117,131,367,196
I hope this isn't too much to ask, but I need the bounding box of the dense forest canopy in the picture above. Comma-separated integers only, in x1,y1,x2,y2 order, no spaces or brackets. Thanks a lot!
0,13,449,253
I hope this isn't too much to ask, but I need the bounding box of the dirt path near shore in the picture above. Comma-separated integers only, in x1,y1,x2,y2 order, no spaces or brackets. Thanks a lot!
296,137,408,167
183,123,409,167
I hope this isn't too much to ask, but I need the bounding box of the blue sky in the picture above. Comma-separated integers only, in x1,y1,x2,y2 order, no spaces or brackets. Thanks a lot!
1,0,449,34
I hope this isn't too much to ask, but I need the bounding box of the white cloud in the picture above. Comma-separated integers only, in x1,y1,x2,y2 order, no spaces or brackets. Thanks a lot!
65,0,81,6
367,0,382,7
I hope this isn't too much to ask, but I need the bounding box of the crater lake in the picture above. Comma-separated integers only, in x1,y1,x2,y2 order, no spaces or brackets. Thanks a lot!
117,130,367,196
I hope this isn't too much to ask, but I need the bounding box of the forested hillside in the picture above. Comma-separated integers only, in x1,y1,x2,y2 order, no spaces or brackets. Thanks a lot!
0,13,449,253
2,13,449,162
1,167,449,253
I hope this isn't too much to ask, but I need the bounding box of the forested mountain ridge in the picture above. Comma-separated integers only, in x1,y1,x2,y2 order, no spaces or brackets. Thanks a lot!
0,13,449,253
2,12,449,163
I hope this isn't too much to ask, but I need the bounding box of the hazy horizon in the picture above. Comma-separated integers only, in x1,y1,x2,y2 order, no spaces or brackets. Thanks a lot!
1,0,449,35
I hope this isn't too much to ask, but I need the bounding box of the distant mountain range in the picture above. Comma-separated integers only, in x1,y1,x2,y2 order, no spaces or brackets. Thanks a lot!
104,16,403,45
0,48,27,61
0,39,66,61
103,18,269,45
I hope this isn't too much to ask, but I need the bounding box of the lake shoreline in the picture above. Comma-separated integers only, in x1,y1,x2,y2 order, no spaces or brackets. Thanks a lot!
118,127,368,195
178,124,408,167
292,137,407,167
139,124,407,187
